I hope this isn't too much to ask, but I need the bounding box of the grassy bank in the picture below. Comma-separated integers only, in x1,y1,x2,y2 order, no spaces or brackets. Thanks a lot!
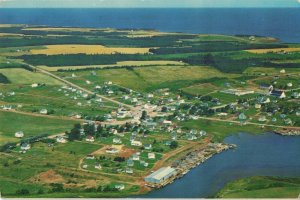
216,176,300,198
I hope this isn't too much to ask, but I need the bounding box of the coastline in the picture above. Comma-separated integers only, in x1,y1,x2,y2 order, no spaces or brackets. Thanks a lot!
274,128,300,136
144,142,236,189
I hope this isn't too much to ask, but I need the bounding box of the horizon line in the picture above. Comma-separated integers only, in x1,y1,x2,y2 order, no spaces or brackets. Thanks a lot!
0,7,300,9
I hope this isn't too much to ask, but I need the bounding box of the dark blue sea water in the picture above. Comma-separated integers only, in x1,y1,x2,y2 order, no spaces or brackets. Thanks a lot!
139,132,300,198
0,8,300,43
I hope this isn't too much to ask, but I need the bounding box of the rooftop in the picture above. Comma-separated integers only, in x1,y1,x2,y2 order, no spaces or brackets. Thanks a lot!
145,166,176,181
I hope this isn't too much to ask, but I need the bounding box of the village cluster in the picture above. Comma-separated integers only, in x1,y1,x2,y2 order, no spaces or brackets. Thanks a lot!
2,67,299,188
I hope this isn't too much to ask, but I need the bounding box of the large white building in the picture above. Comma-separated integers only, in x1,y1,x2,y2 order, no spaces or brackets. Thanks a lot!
144,167,176,184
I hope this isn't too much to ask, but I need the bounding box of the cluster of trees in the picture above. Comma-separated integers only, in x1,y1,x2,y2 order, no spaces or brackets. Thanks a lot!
180,103,215,116
3,31,195,48
66,122,152,141
19,54,154,66
0,73,10,84
0,142,16,152
20,133,49,145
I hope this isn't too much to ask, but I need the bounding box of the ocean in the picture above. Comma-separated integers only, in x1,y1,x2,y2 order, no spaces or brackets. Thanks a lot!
0,8,300,43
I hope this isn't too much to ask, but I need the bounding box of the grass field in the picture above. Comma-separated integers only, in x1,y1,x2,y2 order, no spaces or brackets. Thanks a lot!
245,47,300,54
181,83,219,96
30,45,150,55
57,66,237,92
244,67,300,75
39,60,186,71
0,84,115,119
0,68,62,85
216,176,300,198
0,110,76,145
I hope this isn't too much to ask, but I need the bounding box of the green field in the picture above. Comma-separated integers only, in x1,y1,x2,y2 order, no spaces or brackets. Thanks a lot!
0,68,62,85
216,176,300,198
0,111,76,145
56,66,237,92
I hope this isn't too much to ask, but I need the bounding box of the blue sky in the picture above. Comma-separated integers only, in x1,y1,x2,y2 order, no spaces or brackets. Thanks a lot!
0,0,300,8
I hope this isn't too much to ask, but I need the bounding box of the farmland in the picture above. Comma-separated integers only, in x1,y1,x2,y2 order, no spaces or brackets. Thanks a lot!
0,68,62,85
0,110,76,145
0,24,300,198
30,45,150,55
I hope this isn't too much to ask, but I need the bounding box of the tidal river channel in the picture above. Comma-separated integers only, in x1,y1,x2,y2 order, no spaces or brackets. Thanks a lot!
140,132,300,198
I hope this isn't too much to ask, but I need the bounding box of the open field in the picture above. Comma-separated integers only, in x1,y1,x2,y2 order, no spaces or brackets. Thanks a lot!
30,45,151,55
57,66,238,92
0,83,115,119
39,60,186,71
245,47,300,54
0,68,63,85
181,83,219,96
0,110,76,145
216,176,300,198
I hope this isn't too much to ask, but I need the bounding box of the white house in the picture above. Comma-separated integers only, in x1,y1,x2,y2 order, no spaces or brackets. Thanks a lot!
85,135,95,142
15,131,24,138
31,83,39,88
115,184,125,191
144,144,152,150
74,114,82,119
131,140,142,147
20,143,31,151
95,98,102,103
56,136,67,143
106,148,119,154
255,104,262,109
113,138,122,144
258,116,267,122
95,163,102,169
86,155,95,160
40,109,48,115
132,154,140,161
131,98,138,103
3,105,12,110
148,153,156,159
147,93,154,98
163,120,172,125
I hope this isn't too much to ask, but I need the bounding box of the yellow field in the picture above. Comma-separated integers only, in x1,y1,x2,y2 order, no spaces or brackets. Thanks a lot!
0,33,24,37
245,48,300,54
22,27,100,32
39,60,186,71
30,45,150,55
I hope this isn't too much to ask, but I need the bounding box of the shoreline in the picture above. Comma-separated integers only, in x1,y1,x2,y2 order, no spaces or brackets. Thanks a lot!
144,142,236,189
274,128,300,136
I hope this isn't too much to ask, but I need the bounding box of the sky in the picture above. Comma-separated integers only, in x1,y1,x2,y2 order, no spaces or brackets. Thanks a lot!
0,0,300,8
